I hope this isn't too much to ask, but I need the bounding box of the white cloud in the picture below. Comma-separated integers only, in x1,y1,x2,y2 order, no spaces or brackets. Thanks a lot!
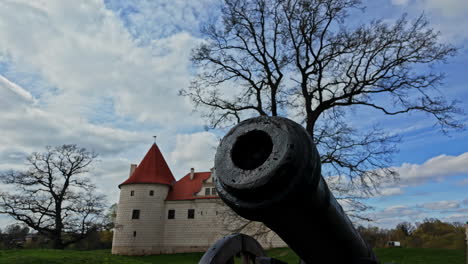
391,0,410,6
105,0,218,41
440,214,468,223
91,156,135,204
0,76,147,218
368,196,468,228
392,152,468,186
0,75,35,103
354,153,468,199
390,0,468,16
422,0,468,17
0,215,18,230
389,0,468,42
328,152,468,198
169,132,219,178
379,187,405,197
370,205,426,224
0,0,205,128
0,76,144,159
418,200,460,210
440,207,468,214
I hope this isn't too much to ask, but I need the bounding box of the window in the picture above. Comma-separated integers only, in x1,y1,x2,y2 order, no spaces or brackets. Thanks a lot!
188,209,195,219
130,190,134,196
205,188,211,196
168,209,175,219
133,231,136,237
132,209,140,219
212,188,217,195
149,190,154,196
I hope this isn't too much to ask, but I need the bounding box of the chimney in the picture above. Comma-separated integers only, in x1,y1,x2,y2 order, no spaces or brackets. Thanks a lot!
190,168,195,180
210,167,215,178
129,164,137,177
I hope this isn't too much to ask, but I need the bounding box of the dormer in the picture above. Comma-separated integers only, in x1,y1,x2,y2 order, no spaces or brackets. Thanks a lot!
194,168,217,197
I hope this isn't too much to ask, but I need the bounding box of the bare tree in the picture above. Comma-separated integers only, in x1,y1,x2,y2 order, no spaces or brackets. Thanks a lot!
0,145,106,249
396,221,414,237
215,199,281,247
180,0,461,217
103,203,118,231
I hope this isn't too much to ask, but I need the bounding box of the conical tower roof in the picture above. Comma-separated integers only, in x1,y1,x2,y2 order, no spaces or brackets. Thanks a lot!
119,144,176,188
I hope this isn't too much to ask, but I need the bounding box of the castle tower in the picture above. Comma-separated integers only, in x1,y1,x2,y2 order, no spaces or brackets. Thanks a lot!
112,143,176,255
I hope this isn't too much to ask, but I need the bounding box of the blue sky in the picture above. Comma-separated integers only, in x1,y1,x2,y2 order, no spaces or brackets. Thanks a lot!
0,0,466,229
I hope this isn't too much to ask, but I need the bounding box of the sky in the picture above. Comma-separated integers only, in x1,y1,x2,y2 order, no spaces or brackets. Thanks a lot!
0,0,467,229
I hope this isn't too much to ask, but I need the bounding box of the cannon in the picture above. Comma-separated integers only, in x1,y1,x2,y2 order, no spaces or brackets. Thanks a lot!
199,116,379,264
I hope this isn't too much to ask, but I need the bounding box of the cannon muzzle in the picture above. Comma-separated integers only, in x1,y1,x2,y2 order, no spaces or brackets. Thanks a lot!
214,116,378,264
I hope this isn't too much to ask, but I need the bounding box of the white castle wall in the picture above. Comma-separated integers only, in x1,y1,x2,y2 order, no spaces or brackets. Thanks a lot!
161,199,227,253
112,183,169,255
112,189,286,255
112,179,286,255
160,199,286,254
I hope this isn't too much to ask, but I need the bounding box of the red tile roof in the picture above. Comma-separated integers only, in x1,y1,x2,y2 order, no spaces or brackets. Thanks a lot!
166,172,218,201
119,144,219,201
119,144,176,187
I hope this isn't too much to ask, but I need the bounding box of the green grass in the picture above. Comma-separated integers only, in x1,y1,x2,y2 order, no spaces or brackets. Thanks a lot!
265,247,465,264
0,247,464,264
375,247,465,264
0,249,205,264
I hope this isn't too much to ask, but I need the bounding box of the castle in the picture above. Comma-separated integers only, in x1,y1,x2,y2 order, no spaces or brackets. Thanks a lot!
111,143,285,255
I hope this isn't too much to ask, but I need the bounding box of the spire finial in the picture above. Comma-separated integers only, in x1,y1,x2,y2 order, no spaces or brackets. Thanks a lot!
153,136,157,143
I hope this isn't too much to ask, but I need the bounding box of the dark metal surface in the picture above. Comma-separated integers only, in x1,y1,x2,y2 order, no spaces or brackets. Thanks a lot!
214,116,379,264
198,233,265,264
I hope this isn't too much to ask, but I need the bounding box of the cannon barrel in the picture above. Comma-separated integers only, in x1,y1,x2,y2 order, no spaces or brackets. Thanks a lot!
214,116,378,264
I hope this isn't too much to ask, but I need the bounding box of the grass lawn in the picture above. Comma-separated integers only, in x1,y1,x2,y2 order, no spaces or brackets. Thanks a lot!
0,247,464,264
374,247,465,264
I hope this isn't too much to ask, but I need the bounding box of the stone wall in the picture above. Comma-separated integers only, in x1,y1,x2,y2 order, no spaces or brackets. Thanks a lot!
111,183,169,255
160,199,286,254
112,184,286,255
161,199,225,253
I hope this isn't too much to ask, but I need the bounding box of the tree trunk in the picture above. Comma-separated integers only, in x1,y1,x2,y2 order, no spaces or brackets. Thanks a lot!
53,204,64,249
306,111,320,140
52,235,65,249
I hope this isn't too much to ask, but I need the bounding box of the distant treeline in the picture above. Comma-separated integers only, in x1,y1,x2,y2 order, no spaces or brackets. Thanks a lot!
1,218,466,250
0,225,112,250
357,218,466,249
